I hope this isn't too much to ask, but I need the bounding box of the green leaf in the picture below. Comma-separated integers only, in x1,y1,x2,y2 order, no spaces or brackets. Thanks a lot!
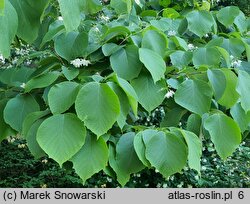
26,119,46,159
9,0,50,43
62,66,79,81
75,82,120,136
204,113,241,160
0,0,18,57
163,8,180,19
4,95,40,132
0,66,34,87
174,79,213,116
107,82,130,129
217,6,240,27
115,77,138,116
22,110,50,138
161,107,186,127
48,81,80,114
236,70,250,113
114,132,144,186
0,0,4,15
110,45,142,80
58,0,102,31
193,47,221,67
186,114,202,136
230,103,250,132
41,20,65,48
37,113,86,166
54,31,88,61
207,69,239,108
221,38,245,58
71,134,108,184
131,72,166,113
110,0,132,14
186,10,214,37
141,30,168,58
170,51,192,69
139,48,166,83
0,99,13,142
102,43,123,57
179,129,202,173
145,131,188,178
25,72,60,93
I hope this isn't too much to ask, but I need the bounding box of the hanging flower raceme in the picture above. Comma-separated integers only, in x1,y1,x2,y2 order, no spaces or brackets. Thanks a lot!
70,58,91,68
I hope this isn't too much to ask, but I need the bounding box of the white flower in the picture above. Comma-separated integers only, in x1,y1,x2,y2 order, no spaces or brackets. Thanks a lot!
204,34,209,38
155,169,159,173
194,175,199,180
188,43,198,51
177,182,184,188
231,59,242,68
167,30,177,37
100,15,110,22
201,166,207,171
18,144,26,149
58,16,63,21
162,183,168,188
165,90,175,98
20,83,26,88
70,58,91,68
42,159,48,164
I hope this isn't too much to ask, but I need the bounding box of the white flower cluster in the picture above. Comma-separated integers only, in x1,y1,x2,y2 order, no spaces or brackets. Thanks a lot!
99,14,110,22
165,90,175,98
188,43,198,51
58,16,63,21
70,58,91,68
20,83,26,88
230,55,242,68
167,30,177,37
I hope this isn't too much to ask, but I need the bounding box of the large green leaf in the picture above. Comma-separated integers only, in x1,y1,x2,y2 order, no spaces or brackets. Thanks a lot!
145,131,188,178
174,79,213,116
217,6,240,27
0,0,18,57
9,0,50,43
134,129,158,167
141,30,168,58
58,0,102,31
131,72,166,113
193,47,221,67
26,119,46,159
70,134,108,184
207,69,239,108
107,82,130,129
54,31,88,61
230,103,250,132
221,38,245,58
113,132,144,186
110,45,142,80
3,95,40,132
48,81,80,114
25,72,60,93
0,99,13,142
204,113,241,160
22,110,50,138
139,48,166,83
177,129,202,173
115,77,138,116
186,10,214,37
236,70,250,113
37,113,86,166
110,0,132,14
75,82,120,136
0,0,4,15
170,51,192,69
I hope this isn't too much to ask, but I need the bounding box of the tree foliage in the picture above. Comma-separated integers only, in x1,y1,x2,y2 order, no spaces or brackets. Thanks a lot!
0,0,250,186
